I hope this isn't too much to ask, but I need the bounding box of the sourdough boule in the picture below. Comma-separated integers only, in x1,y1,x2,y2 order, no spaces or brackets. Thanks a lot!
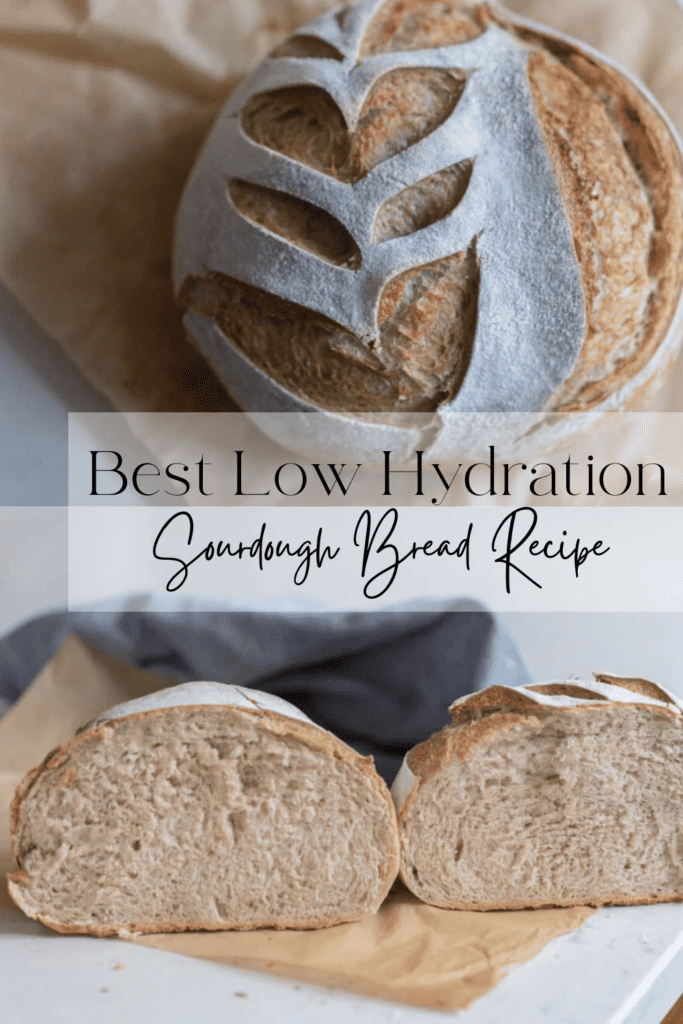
8,682,400,935
174,0,683,458
391,675,683,910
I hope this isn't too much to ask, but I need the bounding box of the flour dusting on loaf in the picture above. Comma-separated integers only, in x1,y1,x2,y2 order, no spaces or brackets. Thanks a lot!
8,682,399,935
392,674,683,910
174,0,683,458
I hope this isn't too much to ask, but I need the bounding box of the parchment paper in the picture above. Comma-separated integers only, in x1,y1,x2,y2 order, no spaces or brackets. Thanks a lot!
0,0,681,413
0,637,595,1012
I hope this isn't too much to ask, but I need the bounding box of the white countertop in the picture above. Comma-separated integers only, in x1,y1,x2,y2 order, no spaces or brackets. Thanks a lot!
2,897,683,1024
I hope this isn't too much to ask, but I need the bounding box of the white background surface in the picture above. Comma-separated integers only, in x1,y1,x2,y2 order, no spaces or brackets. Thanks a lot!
2,868,683,1024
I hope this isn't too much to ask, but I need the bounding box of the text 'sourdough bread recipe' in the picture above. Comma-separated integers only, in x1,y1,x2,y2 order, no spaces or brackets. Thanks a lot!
174,0,683,457
392,675,683,910
7,682,400,936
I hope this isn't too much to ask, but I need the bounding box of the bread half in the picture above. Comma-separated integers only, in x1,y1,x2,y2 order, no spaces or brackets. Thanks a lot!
8,682,399,935
392,675,683,910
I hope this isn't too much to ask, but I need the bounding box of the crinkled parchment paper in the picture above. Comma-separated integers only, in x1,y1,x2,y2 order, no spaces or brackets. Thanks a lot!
0,0,682,412
0,637,595,1012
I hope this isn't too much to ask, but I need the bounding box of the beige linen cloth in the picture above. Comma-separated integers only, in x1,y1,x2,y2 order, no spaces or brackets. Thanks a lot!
0,636,594,1012
0,0,682,412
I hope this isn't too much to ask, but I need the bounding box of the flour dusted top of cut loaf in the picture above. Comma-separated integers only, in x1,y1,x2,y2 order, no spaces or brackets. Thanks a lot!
85,681,318,732
451,675,683,714
391,673,683,810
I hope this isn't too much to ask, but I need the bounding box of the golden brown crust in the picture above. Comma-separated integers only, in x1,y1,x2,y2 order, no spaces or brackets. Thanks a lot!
527,49,656,408
359,0,486,56
396,890,683,912
517,28,683,412
5,891,377,938
407,706,542,776
406,695,681,780
8,703,400,936
179,272,402,413
373,246,479,404
593,673,678,705
180,246,480,413
241,67,466,186
527,682,606,700
447,683,542,726
228,179,362,270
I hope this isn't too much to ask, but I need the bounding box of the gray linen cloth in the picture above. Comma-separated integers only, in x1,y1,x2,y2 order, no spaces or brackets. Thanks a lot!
0,601,531,782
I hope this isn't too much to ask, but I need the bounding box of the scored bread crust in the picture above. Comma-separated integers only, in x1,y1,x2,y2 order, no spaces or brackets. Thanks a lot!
392,674,683,911
8,683,400,936
174,0,683,460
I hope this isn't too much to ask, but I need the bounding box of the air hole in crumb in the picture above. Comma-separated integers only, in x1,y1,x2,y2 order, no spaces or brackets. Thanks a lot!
229,809,248,840
454,839,464,862
215,898,231,919
131,840,141,851
238,763,261,791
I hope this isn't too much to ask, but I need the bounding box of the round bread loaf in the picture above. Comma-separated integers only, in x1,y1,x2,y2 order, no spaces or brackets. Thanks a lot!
7,682,400,935
391,674,683,910
174,0,683,458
